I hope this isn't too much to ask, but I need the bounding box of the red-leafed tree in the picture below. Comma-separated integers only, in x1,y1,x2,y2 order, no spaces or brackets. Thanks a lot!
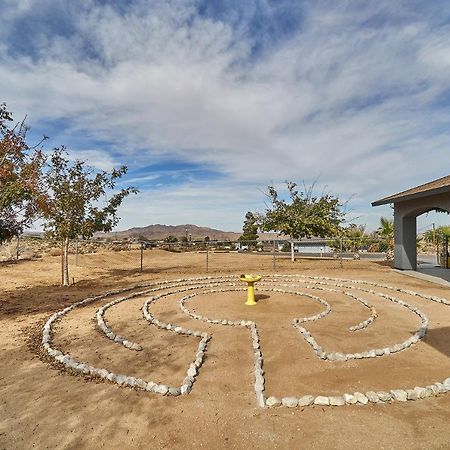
0,103,47,243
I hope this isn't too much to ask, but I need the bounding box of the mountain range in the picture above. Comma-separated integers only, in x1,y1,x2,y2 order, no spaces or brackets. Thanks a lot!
102,224,277,241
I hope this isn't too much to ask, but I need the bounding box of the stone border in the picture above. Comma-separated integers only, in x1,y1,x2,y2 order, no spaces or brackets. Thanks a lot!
42,278,229,396
42,275,450,407
176,276,450,407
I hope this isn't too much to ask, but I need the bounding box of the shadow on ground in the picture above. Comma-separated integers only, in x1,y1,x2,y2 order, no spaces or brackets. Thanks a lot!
423,327,450,359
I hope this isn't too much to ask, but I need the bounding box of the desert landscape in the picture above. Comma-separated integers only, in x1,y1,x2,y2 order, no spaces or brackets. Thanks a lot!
1,250,450,449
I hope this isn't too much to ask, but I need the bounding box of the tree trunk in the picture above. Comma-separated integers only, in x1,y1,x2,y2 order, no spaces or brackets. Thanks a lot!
61,237,70,286
290,240,295,262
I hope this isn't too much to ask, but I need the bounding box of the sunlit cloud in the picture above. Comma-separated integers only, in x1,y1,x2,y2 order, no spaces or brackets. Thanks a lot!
1,0,449,231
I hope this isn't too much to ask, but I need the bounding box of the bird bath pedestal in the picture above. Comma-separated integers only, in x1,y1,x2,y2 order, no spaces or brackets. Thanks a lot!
240,274,262,306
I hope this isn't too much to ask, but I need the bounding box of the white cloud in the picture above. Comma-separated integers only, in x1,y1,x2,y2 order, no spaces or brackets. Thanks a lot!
1,0,450,231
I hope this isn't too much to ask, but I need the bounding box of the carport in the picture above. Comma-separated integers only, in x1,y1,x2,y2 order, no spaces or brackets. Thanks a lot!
372,175,450,271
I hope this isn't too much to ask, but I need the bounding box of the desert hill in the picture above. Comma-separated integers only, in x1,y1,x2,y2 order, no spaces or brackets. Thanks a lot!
102,224,240,241
101,224,277,241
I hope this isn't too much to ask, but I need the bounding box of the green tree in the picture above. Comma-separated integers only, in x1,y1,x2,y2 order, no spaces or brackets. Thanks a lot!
0,104,47,242
344,224,367,258
164,235,178,243
258,182,344,261
377,217,394,260
43,148,137,286
238,211,259,247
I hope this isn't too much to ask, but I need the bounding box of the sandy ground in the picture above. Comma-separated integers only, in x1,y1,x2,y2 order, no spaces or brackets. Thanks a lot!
1,250,450,449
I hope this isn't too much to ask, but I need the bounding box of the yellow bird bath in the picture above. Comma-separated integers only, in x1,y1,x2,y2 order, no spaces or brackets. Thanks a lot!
239,274,262,306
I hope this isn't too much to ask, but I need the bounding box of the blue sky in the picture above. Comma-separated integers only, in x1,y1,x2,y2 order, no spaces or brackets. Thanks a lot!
1,0,450,232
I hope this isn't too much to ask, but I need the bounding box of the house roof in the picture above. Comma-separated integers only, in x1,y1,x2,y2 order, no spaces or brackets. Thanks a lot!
372,175,450,207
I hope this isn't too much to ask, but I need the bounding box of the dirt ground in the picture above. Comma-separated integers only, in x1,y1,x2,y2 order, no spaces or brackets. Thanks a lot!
1,250,450,449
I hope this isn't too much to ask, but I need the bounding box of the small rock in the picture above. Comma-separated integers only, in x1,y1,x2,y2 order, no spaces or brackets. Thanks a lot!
406,389,418,400
156,384,169,395
314,396,330,406
391,389,407,402
377,392,392,402
297,395,314,406
434,383,446,393
180,384,191,395
365,391,379,403
282,397,298,408
353,392,368,405
343,393,357,404
266,397,281,407
169,387,181,396
329,396,345,406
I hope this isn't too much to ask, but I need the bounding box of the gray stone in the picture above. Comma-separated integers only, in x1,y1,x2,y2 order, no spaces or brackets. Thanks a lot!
155,384,169,395
282,397,298,408
354,392,368,405
115,374,128,385
377,392,392,402
329,396,345,406
180,384,191,395
420,388,434,398
298,395,315,407
391,389,407,402
443,378,450,389
266,396,281,407
135,379,147,389
343,393,357,404
314,396,330,406
365,391,379,403
169,387,181,396
406,389,418,400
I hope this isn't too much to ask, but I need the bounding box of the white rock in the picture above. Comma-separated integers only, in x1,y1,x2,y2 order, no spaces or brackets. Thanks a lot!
391,390,407,402
180,384,191,395
169,387,181,396
377,392,392,402
282,397,298,407
298,395,315,406
156,384,169,395
365,391,379,403
314,396,330,406
266,397,281,407
406,389,418,400
353,392,368,405
329,396,345,406
343,393,357,404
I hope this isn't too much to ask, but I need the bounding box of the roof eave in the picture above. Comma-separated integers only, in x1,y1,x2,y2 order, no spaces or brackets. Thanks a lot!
372,185,450,207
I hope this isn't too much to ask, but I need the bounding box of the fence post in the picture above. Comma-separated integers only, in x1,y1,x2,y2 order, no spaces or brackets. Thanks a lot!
206,242,209,273
140,242,144,272
75,240,79,266
272,240,276,270
339,238,343,268
16,234,20,260
446,236,449,270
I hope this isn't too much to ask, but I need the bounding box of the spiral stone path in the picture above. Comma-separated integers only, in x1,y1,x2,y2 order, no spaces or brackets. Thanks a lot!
42,275,450,408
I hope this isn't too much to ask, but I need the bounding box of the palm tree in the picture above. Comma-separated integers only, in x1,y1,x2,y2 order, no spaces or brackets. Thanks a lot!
378,217,394,260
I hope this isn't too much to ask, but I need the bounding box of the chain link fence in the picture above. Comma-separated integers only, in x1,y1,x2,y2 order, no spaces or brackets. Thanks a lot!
0,235,396,274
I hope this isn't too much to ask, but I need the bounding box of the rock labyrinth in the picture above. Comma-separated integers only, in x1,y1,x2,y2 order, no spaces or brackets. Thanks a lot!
42,275,450,408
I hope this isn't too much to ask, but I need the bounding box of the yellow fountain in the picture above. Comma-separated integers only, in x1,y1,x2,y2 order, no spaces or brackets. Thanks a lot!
239,274,262,306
